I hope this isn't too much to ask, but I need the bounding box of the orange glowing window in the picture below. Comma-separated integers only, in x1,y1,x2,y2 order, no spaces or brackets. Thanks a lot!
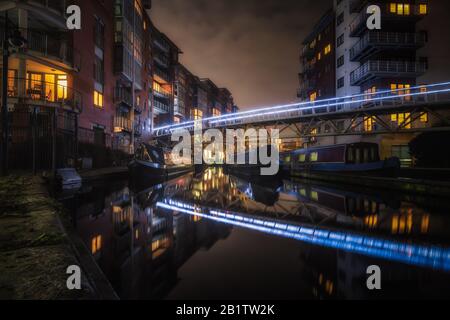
91,235,102,254
419,4,427,15
324,44,332,55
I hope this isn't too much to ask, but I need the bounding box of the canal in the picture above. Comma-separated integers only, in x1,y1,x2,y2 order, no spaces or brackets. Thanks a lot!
59,168,450,300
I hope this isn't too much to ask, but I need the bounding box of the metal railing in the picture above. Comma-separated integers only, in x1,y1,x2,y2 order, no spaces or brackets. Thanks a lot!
3,77,82,112
154,100,170,113
114,87,133,107
0,26,80,70
30,0,66,15
350,31,426,61
114,116,132,132
152,81,450,137
350,60,427,85
154,67,171,83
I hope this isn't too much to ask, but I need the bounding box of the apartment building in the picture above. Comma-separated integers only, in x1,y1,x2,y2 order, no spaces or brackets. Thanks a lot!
298,9,336,102
150,23,181,127
0,0,81,170
299,1,432,164
174,64,195,123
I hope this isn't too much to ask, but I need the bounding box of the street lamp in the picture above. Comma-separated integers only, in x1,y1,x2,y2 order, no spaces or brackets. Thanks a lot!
1,11,26,176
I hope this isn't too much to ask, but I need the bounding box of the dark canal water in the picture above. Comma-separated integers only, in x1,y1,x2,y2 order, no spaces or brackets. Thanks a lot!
59,168,450,300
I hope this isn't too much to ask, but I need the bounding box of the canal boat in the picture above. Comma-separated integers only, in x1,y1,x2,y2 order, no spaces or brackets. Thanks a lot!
285,143,400,176
129,143,194,184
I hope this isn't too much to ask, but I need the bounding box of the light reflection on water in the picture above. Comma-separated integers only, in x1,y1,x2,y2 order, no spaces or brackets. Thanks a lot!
61,168,450,300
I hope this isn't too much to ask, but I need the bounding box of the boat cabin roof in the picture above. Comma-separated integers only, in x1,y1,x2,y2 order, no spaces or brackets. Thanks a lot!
292,142,378,155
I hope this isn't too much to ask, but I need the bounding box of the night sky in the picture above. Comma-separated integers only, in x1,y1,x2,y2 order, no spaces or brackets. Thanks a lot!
151,0,332,110
151,0,450,110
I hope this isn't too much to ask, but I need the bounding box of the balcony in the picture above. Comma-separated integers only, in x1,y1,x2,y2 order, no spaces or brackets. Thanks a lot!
30,0,66,15
153,38,170,53
154,53,169,68
154,67,171,84
349,5,427,37
349,0,368,13
154,100,170,114
0,27,81,70
114,87,133,111
301,45,315,61
350,31,426,61
114,116,132,133
350,60,427,86
3,76,82,112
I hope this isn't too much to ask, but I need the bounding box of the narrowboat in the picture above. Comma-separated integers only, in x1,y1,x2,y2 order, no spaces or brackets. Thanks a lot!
285,143,400,176
128,143,194,184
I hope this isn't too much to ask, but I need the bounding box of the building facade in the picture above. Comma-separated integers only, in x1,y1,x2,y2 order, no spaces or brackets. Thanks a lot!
299,1,433,165
298,9,336,102
0,0,237,171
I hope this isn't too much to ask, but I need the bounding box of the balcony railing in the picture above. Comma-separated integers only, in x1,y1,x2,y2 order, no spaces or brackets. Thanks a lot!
154,53,169,67
30,0,66,15
350,60,427,86
153,38,170,53
3,77,82,112
114,116,132,133
114,87,133,108
154,100,170,114
350,5,427,37
0,27,81,70
154,67,171,84
350,31,426,61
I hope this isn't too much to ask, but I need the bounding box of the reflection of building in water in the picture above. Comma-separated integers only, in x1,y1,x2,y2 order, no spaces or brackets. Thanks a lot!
283,180,450,241
71,182,231,299
298,240,450,300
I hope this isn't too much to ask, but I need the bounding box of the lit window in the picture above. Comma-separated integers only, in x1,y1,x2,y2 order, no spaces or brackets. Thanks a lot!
404,4,410,15
57,74,68,100
364,116,376,132
91,235,102,254
317,52,322,61
310,152,318,162
390,3,397,13
397,4,404,15
299,154,306,162
420,112,428,123
310,92,317,102
419,4,427,15
192,108,203,120
324,44,332,55
94,90,104,108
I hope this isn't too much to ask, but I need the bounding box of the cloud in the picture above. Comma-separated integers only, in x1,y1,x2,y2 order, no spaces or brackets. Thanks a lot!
151,0,332,109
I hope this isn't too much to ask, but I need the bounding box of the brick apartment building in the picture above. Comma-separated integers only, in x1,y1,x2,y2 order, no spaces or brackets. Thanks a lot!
0,0,236,171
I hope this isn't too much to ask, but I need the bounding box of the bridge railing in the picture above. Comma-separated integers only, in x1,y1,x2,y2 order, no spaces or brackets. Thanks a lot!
152,81,450,137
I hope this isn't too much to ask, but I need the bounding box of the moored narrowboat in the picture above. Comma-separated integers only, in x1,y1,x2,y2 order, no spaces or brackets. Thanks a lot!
129,143,194,184
284,143,400,176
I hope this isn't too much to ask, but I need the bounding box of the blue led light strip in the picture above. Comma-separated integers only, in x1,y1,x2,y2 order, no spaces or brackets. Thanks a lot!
153,81,450,132
156,201,450,271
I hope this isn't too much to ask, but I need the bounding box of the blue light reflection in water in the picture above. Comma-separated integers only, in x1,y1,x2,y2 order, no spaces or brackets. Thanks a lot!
157,200,450,272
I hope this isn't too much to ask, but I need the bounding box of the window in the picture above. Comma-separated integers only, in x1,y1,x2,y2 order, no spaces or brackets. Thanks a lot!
391,83,411,101
94,17,105,49
337,77,345,89
298,154,306,162
324,44,332,55
364,86,376,101
337,12,344,26
337,55,344,68
391,113,411,129
310,92,317,102
192,108,203,120
57,75,68,100
420,112,428,123
91,235,102,254
337,34,344,47
419,4,428,15
94,56,104,84
364,116,376,132
317,52,322,61
310,152,318,162
391,145,412,167
390,3,411,15
94,90,104,108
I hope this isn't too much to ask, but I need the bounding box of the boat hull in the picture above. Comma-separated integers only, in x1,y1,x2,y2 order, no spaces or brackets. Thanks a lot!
129,160,193,184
